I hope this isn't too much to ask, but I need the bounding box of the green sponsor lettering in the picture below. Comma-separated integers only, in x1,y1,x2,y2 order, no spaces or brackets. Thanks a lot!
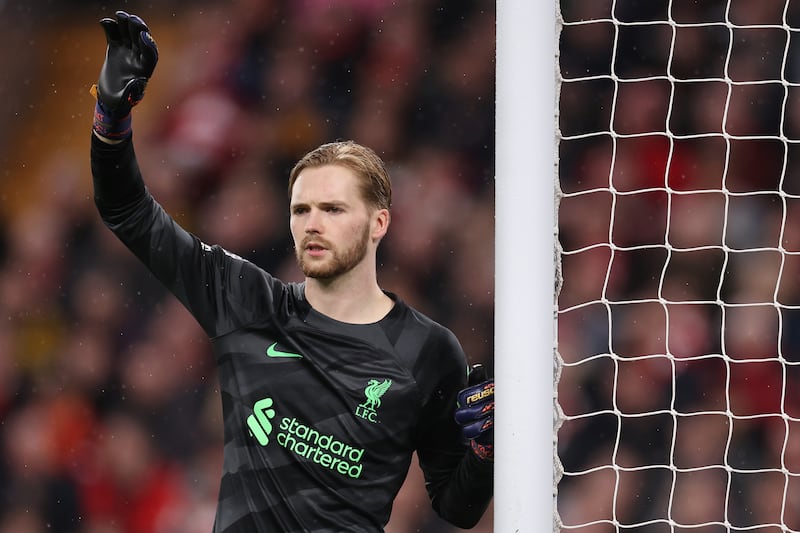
250,408,366,479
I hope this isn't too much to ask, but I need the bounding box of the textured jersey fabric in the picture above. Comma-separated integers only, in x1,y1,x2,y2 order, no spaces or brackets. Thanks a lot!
91,136,493,531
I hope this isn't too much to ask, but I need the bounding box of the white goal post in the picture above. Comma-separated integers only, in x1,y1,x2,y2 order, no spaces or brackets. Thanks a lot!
556,1,800,532
496,1,557,531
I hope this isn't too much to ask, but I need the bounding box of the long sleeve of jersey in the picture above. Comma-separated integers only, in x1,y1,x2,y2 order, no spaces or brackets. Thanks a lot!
91,134,493,531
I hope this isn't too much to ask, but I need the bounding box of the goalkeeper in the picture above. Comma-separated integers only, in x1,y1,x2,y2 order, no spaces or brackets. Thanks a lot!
89,11,494,532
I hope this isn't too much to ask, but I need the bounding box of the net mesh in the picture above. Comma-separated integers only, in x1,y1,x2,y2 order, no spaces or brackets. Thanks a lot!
556,1,800,531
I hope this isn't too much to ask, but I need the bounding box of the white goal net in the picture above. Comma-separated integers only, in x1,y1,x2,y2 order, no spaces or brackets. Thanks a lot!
557,0,800,531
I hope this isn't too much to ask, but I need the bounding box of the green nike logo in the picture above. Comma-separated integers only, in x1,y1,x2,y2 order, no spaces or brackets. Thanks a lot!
266,342,303,359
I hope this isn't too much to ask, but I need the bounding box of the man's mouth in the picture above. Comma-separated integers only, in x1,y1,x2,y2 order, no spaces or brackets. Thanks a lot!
304,241,328,256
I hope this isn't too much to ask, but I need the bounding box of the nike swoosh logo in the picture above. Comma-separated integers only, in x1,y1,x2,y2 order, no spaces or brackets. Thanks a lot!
266,342,303,359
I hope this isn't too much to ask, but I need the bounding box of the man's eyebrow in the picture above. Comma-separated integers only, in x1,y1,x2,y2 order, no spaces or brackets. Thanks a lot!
318,200,348,208
290,200,349,209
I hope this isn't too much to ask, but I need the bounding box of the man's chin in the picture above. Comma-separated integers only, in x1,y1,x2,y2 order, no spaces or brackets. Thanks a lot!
304,270,334,280
298,259,336,280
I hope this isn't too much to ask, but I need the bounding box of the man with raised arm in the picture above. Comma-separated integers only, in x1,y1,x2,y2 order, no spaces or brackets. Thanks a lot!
90,11,494,532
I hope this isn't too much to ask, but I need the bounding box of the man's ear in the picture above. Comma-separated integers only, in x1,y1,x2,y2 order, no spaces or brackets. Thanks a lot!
372,209,390,241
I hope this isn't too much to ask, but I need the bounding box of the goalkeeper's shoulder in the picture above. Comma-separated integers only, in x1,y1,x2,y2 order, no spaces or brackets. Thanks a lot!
403,302,466,350
404,303,469,372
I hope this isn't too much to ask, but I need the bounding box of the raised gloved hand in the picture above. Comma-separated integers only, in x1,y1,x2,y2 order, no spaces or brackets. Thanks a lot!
454,364,494,462
91,11,158,140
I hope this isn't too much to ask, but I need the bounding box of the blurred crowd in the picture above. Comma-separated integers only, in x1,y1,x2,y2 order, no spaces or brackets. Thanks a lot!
0,1,495,532
558,0,800,531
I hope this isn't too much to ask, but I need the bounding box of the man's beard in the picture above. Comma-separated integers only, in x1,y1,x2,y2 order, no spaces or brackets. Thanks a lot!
295,223,371,280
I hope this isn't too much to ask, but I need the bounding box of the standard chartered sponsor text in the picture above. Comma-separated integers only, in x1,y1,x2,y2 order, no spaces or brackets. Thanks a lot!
277,416,365,478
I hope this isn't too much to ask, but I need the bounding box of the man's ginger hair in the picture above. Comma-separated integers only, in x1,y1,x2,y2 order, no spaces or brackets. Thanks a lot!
289,141,392,210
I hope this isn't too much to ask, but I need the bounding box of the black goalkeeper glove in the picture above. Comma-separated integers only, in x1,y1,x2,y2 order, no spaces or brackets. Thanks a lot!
454,364,494,462
91,11,158,140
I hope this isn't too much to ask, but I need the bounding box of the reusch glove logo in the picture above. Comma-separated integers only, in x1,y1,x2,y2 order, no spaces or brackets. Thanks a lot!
463,382,494,407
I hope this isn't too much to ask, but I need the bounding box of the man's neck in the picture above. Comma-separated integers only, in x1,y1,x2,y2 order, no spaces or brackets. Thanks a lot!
304,272,394,324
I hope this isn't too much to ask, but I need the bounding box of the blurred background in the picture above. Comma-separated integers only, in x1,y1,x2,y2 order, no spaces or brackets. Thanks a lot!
558,0,800,531
0,1,495,532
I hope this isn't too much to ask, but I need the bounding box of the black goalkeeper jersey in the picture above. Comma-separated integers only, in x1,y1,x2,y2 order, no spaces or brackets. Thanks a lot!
91,136,493,532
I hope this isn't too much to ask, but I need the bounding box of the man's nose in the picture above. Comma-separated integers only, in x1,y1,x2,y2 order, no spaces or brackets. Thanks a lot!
305,208,322,233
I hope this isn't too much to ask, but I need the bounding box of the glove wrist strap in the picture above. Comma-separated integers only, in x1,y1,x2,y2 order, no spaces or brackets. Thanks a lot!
471,439,494,462
93,100,132,140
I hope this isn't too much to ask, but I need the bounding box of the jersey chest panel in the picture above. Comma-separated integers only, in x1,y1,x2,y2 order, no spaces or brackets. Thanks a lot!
212,321,420,488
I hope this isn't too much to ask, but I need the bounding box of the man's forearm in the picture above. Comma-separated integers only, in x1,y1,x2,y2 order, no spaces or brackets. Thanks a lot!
91,134,147,214
431,452,494,529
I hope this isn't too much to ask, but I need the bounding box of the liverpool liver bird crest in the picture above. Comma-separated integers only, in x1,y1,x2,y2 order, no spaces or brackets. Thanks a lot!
361,379,392,410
